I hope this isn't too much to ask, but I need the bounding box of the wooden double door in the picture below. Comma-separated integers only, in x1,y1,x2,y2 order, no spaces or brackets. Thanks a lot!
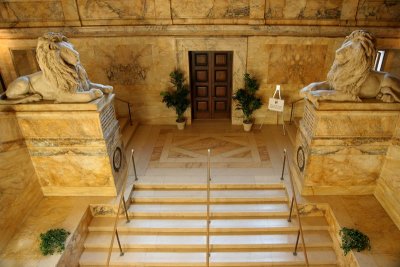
189,51,232,119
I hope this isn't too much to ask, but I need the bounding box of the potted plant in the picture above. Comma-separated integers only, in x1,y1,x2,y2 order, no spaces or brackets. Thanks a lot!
160,69,190,130
232,73,263,131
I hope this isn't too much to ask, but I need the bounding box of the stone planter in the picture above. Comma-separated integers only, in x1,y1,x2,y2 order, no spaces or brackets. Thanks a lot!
176,119,186,130
243,121,253,132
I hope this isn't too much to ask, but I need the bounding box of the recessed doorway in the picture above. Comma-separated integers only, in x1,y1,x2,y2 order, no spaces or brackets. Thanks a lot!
189,51,232,120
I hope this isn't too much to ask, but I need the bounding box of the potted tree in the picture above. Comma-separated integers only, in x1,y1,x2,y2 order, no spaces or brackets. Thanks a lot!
232,73,263,131
160,69,190,130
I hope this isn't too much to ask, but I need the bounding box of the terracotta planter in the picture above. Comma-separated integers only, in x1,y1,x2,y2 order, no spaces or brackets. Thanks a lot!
176,119,186,130
243,122,253,132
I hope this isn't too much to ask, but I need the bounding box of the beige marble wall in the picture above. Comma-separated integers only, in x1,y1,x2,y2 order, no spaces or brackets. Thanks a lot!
0,112,43,252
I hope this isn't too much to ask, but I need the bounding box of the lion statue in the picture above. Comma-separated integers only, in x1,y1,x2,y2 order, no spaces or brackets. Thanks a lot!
0,32,112,104
300,30,400,107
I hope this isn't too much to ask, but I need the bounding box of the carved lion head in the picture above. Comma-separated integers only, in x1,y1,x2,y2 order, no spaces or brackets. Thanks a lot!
36,32,90,93
327,30,376,95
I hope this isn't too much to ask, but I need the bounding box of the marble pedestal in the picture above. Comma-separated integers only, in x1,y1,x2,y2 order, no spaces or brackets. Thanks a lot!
291,99,400,195
0,94,127,196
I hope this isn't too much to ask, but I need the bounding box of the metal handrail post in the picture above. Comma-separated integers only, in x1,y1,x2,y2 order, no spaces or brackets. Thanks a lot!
293,230,300,256
206,149,211,267
290,102,295,124
280,149,287,180
106,150,134,266
127,103,132,126
122,196,130,223
285,149,309,266
131,149,138,181
288,196,294,222
115,229,124,256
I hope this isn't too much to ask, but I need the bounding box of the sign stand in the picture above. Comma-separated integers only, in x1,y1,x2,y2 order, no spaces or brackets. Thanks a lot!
259,85,286,135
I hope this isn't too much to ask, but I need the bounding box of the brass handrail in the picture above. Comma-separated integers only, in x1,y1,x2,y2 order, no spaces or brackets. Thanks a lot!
284,148,309,266
115,97,133,126
106,149,133,266
289,98,304,125
206,149,211,267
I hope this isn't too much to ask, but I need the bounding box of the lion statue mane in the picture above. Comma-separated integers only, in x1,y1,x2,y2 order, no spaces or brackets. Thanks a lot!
300,30,400,107
0,32,112,104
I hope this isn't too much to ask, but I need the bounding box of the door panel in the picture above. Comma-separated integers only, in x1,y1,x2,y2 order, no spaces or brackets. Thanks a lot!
190,51,232,119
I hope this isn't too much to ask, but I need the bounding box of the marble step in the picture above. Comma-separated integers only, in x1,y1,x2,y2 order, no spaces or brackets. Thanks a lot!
128,199,291,205
131,189,288,204
132,189,287,198
128,203,290,213
125,203,291,219
133,183,285,191
79,250,337,266
88,217,329,234
84,232,333,252
85,231,332,246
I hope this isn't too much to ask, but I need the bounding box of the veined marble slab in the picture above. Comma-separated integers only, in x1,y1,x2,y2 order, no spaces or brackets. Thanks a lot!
291,100,400,197
1,94,127,196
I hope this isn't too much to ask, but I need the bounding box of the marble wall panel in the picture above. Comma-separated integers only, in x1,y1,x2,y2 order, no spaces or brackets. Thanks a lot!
266,44,328,85
306,152,384,186
171,0,250,19
314,111,399,138
357,0,400,21
16,112,103,139
0,112,42,252
31,152,113,187
247,36,338,124
265,0,343,19
77,0,156,20
0,0,81,27
0,1,64,22
71,36,177,123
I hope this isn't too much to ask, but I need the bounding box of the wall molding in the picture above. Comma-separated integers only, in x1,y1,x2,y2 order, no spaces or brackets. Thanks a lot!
1,25,400,40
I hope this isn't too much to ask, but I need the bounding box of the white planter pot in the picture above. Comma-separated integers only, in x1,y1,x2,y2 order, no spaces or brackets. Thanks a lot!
243,122,253,132
177,120,186,130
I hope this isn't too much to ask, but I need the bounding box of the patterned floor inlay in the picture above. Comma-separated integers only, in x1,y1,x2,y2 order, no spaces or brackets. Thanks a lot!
149,129,271,168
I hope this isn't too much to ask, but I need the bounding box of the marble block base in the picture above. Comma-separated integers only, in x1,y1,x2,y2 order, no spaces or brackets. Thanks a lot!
0,94,127,196
291,100,400,196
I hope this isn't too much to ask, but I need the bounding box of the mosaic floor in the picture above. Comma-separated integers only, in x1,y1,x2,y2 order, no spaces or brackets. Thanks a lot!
149,129,271,168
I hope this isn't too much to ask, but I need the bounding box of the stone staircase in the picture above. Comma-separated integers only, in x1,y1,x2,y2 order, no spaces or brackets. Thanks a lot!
79,183,338,266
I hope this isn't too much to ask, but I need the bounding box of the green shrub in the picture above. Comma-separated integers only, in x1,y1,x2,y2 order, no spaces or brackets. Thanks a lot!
39,228,70,256
340,227,371,255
